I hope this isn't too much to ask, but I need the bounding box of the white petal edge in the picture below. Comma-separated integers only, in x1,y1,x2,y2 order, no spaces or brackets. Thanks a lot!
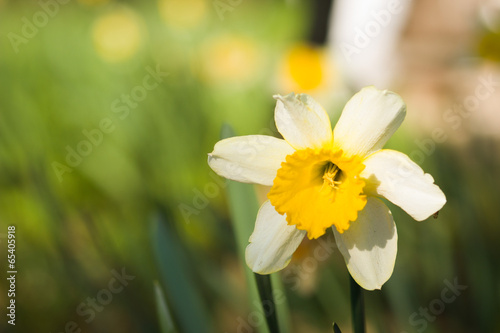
208,135,295,186
274,93,333,150
361,149,446,221
333,197,397,290
246,200,306,274
333,86,406,157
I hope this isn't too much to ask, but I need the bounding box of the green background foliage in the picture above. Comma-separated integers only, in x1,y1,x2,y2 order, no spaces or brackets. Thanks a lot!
0,1,499,332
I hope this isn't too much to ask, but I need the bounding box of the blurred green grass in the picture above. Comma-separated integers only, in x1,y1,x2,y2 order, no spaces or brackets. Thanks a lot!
0,1,499,333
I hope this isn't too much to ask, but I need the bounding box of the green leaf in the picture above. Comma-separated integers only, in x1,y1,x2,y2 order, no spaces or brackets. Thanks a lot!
332,322,343,333
154,280,178,333
150,213,210,333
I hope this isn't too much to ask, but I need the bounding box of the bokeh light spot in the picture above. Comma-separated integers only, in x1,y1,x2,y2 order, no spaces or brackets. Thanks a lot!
158,0,207,30
199,35,261,85
286,43,325,91
92,6,143,63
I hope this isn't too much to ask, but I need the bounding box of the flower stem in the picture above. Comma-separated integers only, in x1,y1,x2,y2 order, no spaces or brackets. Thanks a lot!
349,276,365,333
255,273,280,333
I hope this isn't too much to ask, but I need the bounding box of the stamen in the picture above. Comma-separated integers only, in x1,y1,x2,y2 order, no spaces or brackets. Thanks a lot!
323,163,342,189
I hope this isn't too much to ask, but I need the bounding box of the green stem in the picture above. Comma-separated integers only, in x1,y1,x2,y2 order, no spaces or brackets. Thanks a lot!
255,273,280,333
350,276,365,333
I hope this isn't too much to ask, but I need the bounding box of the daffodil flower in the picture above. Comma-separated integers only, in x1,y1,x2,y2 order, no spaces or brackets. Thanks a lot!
208,86,446,290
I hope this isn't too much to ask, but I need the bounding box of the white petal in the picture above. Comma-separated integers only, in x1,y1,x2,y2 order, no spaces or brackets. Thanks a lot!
274,93,333,150
333,86,406,157
333,197,397,290
208,135,294,186
246,200,306,274
361,149,446,221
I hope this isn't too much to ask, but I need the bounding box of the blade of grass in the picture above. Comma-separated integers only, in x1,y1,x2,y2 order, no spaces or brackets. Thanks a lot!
154,280,178,333
270,273,291,333
150,213,210,333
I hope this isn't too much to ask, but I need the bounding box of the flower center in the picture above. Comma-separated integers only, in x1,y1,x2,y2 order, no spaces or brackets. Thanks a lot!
322,162,343,190
268,148,367,239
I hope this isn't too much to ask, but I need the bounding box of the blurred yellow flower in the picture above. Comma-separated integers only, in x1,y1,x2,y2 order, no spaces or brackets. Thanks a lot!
278,43,330,92
198,35,262,85
158,0,207,30
92,6,143,63
208,87,446,290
